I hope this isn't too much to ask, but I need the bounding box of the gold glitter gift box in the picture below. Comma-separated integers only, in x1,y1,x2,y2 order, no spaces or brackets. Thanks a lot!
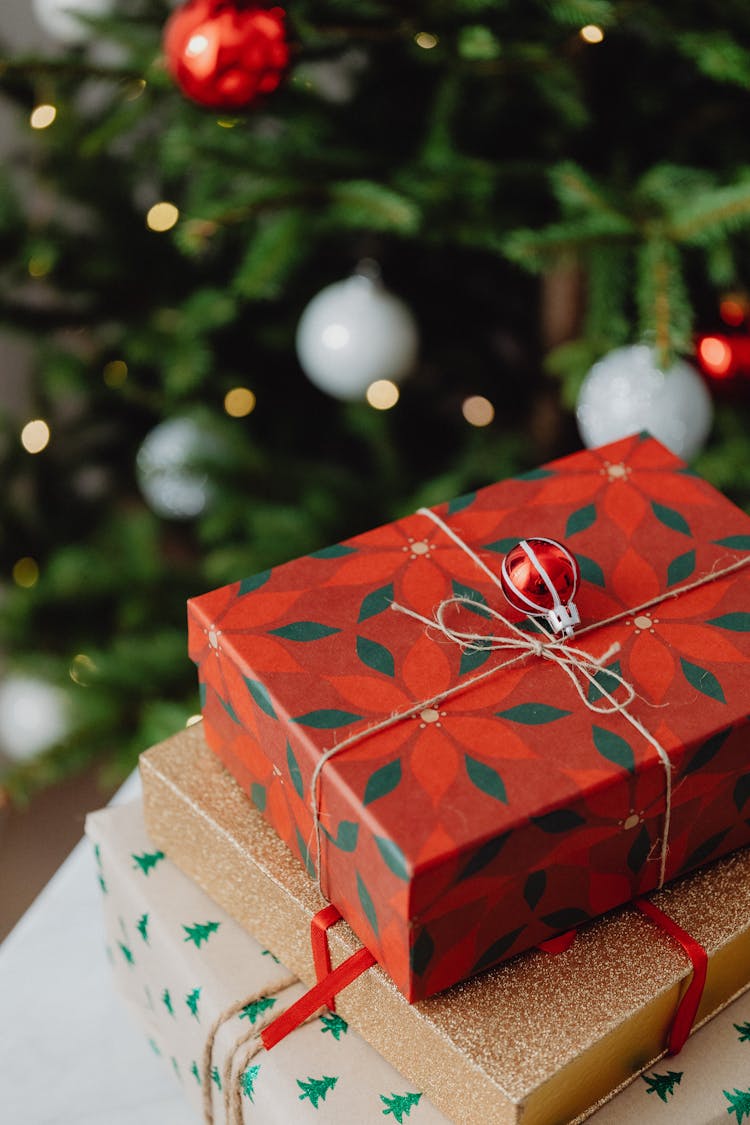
141,722,750,1125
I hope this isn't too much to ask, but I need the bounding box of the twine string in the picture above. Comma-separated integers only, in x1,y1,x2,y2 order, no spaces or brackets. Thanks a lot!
308,505,750,898
200,975,296,1125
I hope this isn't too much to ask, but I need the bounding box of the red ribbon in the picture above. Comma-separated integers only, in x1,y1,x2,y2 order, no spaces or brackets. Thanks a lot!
261,946,375,1051
262,898,708,1056
635,898,708,1055
536,929,578,955
311,903,343,1012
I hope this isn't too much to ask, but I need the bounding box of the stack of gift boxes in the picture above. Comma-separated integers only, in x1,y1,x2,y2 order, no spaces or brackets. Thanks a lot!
87,432,750,1124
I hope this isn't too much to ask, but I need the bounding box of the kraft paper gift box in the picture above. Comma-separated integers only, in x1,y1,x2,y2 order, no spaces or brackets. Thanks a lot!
187,431,750,1001
85,798,443,1125
140,722,750,1125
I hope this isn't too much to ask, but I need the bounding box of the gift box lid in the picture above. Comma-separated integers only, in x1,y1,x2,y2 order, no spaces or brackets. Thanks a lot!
188,432,750,1000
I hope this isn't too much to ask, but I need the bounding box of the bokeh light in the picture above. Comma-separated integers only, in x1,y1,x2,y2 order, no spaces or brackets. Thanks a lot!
146,202,180,232
21,419,51,454
366,379,400,409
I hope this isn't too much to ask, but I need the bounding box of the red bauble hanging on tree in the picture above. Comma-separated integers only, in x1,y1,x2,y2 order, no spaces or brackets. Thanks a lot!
163,0,290,111
500,537,581,637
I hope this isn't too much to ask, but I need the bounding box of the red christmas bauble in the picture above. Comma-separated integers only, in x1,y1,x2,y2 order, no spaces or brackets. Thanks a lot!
500,537,580,636
164,0,289,111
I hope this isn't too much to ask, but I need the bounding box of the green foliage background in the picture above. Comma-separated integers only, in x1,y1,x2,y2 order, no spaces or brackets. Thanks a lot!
2,0,750,799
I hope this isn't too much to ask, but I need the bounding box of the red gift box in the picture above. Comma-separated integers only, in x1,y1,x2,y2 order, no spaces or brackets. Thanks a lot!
188,433,750,1001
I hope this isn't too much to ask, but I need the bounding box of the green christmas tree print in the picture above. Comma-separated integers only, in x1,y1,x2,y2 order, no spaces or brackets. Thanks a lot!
162,988,174,1017
132,850,165,876
148,1038,161,1057
241,1064,260,1104
735,1022,750,1042
381,1091,423,1122
239,996,277,1024
136,913,149,944
726,1088,750,1123
186,987,201,1020
144,985,154,1010
297,1075,338,1109
183,920,220,948
320,1012,348,1040
262,948,280,964
642,1071,682,1102
171,1057,181,1081
93,845,107,893
190,1060,201,1085
118,941,135,967
211,1066,222,1091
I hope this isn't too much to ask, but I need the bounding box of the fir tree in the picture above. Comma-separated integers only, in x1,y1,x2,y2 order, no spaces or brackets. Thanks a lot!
726,1088,750,1124
171,1057,181,1082
182,920,220,948
185,987,201,1020
381,1091,423,1122
642,1071,683,1103
93,844,107,893
319,1012,348,1040
211,1066,222,1092
131,851,165,877
297,1074,338,1109
239,995,277,1024
162,988,174,1018
136,913,149,944
148,1038,161,1057
118,941,134,967
240,1064,261,1104
190,1060,201,1085
735,1021,750,1042
3,2,750,802
262,949,280,964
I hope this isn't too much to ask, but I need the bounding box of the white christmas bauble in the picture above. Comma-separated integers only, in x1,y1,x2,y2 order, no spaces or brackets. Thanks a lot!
32,0,115,45
0,675,70,761
136,417,218,520
296,268,419,401
576,345,713,461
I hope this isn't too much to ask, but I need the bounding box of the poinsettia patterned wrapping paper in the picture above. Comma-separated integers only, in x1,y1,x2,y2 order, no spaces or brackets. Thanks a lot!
85,799,442,1125
141,723,750,1125
188,433,750,1001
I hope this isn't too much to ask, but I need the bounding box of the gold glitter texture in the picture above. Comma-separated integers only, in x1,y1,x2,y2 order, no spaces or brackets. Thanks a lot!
141,723,750,1125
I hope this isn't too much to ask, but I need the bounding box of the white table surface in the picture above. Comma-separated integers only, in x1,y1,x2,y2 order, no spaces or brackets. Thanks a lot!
1,771,747,1125
0,772,195,1125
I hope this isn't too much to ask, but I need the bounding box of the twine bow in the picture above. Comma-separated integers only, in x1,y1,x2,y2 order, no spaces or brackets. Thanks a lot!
391,593,633,715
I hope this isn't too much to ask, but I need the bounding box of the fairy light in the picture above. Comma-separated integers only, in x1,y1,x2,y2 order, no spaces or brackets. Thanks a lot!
579,24,604,43
415,32,438,49
30,104,57,130
720,296,747,327
124,79,147,102
366,379,400,410
69,653,97,686
698,336,733,378
103,360,128,387
146,201,180,232
224,387,257,417
21,419,51,454
462,395,495,427
12,557,39,589
28,256,52,278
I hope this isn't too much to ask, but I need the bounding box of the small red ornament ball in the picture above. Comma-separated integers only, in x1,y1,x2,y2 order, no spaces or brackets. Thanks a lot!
500,537,580,633
164,0,290,111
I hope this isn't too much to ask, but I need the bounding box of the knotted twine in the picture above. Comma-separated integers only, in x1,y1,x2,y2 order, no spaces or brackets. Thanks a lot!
309,506,750,898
